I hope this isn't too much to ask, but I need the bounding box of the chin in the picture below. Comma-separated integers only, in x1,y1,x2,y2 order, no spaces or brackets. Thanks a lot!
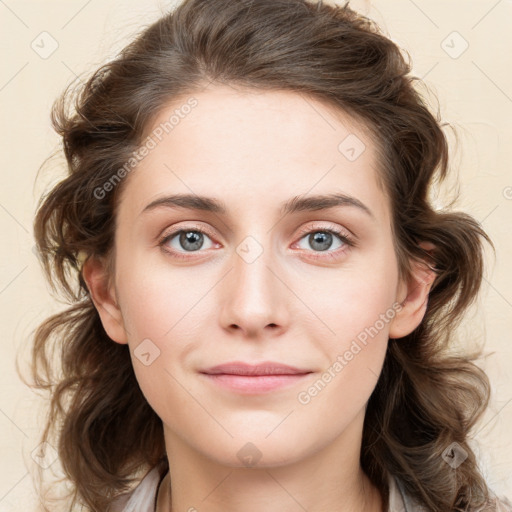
199,435,309,469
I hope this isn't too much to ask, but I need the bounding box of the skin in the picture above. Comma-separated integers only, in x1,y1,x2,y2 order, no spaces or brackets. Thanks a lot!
83,84,436,512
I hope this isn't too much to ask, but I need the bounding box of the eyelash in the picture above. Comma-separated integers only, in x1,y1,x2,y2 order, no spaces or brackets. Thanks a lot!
158,223,356,261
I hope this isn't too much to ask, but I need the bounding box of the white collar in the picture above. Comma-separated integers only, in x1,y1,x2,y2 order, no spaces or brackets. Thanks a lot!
114,466,432,512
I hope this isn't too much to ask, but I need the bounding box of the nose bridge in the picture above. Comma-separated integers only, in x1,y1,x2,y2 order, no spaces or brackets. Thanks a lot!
219,231,288,334
233,233,278,307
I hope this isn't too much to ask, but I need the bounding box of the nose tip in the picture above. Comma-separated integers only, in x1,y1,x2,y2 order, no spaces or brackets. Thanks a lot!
228,321,280,332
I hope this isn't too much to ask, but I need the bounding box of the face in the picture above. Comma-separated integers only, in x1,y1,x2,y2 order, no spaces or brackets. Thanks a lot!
87,84,427,469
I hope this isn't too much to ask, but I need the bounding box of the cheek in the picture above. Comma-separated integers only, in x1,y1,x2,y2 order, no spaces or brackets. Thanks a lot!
304,264,398,404
117,258,208,341
316,265,399,346
295,277,396,425
117,261,210,399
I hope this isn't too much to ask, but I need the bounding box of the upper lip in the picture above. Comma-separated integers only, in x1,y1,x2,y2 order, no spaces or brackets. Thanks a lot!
201,361,312,376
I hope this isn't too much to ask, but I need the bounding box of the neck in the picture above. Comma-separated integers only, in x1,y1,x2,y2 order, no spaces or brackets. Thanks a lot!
156,412,383,512
157,465,382,512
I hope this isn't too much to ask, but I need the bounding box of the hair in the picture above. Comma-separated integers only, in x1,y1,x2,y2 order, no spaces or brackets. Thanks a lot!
25,0,499,510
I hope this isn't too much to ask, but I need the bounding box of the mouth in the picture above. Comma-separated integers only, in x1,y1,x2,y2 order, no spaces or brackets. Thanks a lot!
199,361,314,394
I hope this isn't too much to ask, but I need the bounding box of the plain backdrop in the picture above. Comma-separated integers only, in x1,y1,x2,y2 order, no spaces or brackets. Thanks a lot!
0,0,511,510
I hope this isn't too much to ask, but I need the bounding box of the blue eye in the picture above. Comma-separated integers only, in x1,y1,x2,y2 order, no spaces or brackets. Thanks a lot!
159,229,215,254
158,224,355,261
296,230,349,252
291,225,355,262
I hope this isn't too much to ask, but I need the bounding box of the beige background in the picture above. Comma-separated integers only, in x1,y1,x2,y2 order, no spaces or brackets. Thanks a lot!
0,0,511,510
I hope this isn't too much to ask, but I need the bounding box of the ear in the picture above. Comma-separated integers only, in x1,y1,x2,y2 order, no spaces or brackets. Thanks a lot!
388,241,437,340
82,255,128,345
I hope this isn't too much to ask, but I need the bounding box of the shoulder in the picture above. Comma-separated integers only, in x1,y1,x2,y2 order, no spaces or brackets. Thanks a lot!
110,467,512,512
110,464,167,512
389,473,512,512
486,495,512,511
388,473,427,512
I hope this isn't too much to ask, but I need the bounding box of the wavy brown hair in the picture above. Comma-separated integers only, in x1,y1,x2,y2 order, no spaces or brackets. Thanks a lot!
26,0,501,510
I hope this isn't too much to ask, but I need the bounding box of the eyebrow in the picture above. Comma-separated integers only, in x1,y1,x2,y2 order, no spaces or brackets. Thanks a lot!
140,193,375,219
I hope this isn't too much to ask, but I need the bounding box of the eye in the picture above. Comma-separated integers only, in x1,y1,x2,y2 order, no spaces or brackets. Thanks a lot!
158,226,216,259
158,223,355,261
292,225,355,259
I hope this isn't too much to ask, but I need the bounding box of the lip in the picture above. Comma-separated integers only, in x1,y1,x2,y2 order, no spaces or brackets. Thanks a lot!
199,361,314,394
201,361,312,376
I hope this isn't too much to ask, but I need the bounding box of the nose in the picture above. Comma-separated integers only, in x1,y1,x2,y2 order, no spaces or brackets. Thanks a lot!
218,236,290,339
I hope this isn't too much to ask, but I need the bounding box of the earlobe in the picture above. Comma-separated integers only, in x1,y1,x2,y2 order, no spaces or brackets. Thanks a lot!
81,255,128,345
388,242,437,340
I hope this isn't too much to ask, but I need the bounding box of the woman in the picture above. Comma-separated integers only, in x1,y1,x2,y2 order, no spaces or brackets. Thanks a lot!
29,0,511,510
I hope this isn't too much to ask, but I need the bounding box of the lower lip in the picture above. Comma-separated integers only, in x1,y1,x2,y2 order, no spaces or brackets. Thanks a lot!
201,373,312,393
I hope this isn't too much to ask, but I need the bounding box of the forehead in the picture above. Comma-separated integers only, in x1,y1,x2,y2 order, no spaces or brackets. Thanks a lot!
117,85,390,224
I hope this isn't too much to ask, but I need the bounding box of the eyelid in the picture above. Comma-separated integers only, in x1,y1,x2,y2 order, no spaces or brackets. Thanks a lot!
294,222,354,242
159,221,216,241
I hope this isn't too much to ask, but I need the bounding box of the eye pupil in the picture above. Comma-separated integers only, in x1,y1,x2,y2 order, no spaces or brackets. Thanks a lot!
309,231,332,252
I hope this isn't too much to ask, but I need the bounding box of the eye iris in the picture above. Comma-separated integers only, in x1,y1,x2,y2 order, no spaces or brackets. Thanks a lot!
309,232,332,251
180,231,204,251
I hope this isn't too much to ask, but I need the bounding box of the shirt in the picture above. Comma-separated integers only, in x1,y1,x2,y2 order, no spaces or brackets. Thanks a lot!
111,464,512,512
